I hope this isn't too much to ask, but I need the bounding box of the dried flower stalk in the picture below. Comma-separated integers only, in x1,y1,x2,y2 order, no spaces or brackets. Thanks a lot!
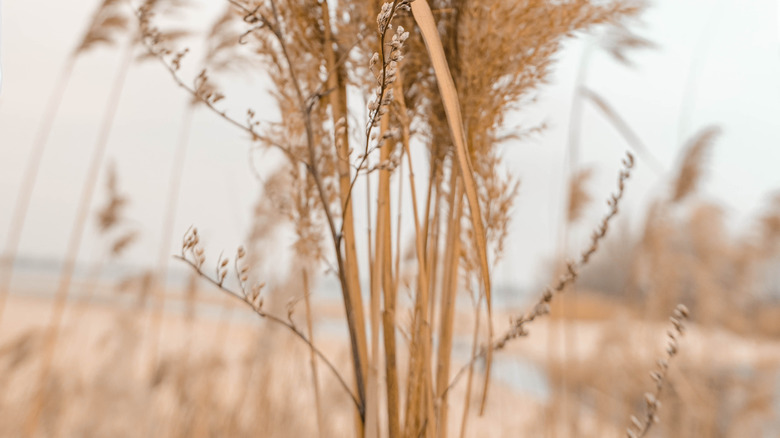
626,304,689,438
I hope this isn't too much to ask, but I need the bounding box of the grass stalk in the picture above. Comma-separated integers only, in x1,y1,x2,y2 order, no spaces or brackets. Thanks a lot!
303,268,327,438
23,43,135,436
581,87,664,175
145,102,195,373
458,295,482,438
435,171,462,438
411,1,494,414
425,175,442,335
365,114,389,438
319,3,370,430
394,69,434,437
0,56,77,326
373,109,400,436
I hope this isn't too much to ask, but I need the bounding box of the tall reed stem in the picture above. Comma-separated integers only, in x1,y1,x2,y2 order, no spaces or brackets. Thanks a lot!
303,268,327,438
557,45,593,435
398,71,434,436
459,296,482,438
23,44,135,436
319,2,370,432
145,103,195,373
436,171,462,438
0,56,77,326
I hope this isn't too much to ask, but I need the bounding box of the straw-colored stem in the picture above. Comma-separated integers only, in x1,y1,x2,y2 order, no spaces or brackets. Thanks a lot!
395,70,434,438
435,168,462,438
581,87,664,175
421,159,439,258
388,138,405,437
426,177,443,333
146,102,195,373
24,44,135,436
303,268,327,438
558,48,592,433
365,114,389,438
266,0,367,422
319,3,370,429
393,147,404,299
0,56,76,325
411,1,494,414
459,297,483,438
559,44,592,306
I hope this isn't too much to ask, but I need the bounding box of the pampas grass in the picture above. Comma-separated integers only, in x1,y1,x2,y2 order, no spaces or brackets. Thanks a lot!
7,1,780,437
135,1,645,436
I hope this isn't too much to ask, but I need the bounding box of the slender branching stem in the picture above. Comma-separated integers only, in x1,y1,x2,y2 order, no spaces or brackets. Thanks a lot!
266,0,368,416
443,152,635,400
340,0,405,233
626,304,689,438
174,254,360,411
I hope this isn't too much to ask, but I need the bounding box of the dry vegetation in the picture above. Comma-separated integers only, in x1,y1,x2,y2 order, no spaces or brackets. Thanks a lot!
1,0,780,437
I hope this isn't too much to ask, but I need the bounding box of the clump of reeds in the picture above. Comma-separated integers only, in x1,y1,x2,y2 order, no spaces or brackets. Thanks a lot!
132,0,643,436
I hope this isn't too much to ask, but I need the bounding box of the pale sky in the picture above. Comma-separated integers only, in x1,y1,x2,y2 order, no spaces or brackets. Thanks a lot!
0,0,779,291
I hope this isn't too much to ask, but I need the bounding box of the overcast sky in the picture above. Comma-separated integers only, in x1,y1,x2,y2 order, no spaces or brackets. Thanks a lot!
0,0,779,291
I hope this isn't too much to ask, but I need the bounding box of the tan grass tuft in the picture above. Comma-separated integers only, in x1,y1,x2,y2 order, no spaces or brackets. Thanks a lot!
568,167,595,224
672,126,720,203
